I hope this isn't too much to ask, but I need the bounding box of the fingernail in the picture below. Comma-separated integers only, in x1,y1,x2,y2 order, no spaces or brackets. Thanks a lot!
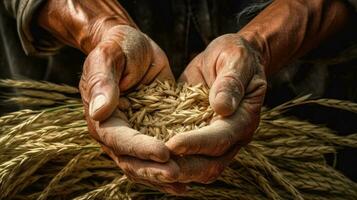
90,94,107,117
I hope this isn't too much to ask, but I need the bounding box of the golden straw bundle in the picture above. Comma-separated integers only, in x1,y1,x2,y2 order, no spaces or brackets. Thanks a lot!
0,79,357,200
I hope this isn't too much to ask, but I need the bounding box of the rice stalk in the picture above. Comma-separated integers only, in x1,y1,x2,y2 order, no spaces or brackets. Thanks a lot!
0,109,38,127
37,151,100,200
72,176,129,200
4,97,56,106
0,79,79,94
0,79,356,200
16,89,70,100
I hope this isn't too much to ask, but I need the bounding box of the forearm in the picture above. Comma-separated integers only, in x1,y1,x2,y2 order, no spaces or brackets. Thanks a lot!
37,0,136,54
238,0,351,76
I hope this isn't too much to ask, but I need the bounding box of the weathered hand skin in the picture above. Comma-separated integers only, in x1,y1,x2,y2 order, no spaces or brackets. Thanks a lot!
166,34,267,184
37,0,183,193
166,0,350,185
36,0,351,193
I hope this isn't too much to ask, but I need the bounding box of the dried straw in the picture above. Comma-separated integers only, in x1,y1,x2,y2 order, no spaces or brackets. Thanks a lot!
0,79,78,94
0,79,356,200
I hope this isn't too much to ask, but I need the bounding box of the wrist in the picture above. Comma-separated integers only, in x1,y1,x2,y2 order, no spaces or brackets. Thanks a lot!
236,0,351,77
37,0,136,54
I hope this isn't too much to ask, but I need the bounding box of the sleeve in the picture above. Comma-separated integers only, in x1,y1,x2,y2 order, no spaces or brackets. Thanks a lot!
2,0,63,56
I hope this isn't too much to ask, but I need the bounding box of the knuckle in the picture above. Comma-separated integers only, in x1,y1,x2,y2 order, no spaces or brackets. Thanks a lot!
115,26,151,61
93,44,112,56
87,72,113,88
250,76,267,95
218,74,245,98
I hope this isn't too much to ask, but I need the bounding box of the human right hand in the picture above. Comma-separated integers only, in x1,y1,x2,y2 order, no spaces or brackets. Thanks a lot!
37,0,186,193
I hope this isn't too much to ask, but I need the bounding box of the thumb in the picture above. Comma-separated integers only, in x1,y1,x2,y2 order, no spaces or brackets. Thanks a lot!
80,44,125,121
178,53,205,85
209,63,253,117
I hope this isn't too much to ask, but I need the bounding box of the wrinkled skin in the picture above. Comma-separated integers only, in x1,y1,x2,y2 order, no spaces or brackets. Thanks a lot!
79,28,186,192
38,0,186,193
165,34,267,184
37,0,351,193
164,0,350,185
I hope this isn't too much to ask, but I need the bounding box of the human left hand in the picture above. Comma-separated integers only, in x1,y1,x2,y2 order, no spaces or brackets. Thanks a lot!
166,0,351,184
166,34,267,184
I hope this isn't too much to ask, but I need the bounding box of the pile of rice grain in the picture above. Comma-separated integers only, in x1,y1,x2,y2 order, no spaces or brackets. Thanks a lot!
0,79,357,200
125,80,214,141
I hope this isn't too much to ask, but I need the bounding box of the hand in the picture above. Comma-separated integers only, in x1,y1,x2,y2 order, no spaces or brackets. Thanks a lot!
38,0,185,193
166,34,267,183
80,30,184,193
166,0,350,184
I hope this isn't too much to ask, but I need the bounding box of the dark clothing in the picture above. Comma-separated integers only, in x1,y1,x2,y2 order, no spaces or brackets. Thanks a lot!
0,0,356,88
0,0,357,180
0,0,356,83
0,0,270,84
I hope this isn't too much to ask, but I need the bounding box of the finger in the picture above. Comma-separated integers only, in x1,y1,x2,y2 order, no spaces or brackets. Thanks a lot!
80,43,125,121
141,38,175,83
110,26,153,91
166,121,233,156
130,177,187,194
104,145,178,182
102,146,185,193
102,145,187,195
167,70,265,156
208,59,254,117
156,64,175,82
118,97,131,110
208,38,259,117
166,106,254,156
178,53,206,85
175,146,239,184
97,110,170,162
116,156,180,183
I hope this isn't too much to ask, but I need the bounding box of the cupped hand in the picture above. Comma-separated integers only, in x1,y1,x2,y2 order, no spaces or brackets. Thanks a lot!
77,12,186,195
38,0,185,193
78,20,187,194
166,34,267,184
